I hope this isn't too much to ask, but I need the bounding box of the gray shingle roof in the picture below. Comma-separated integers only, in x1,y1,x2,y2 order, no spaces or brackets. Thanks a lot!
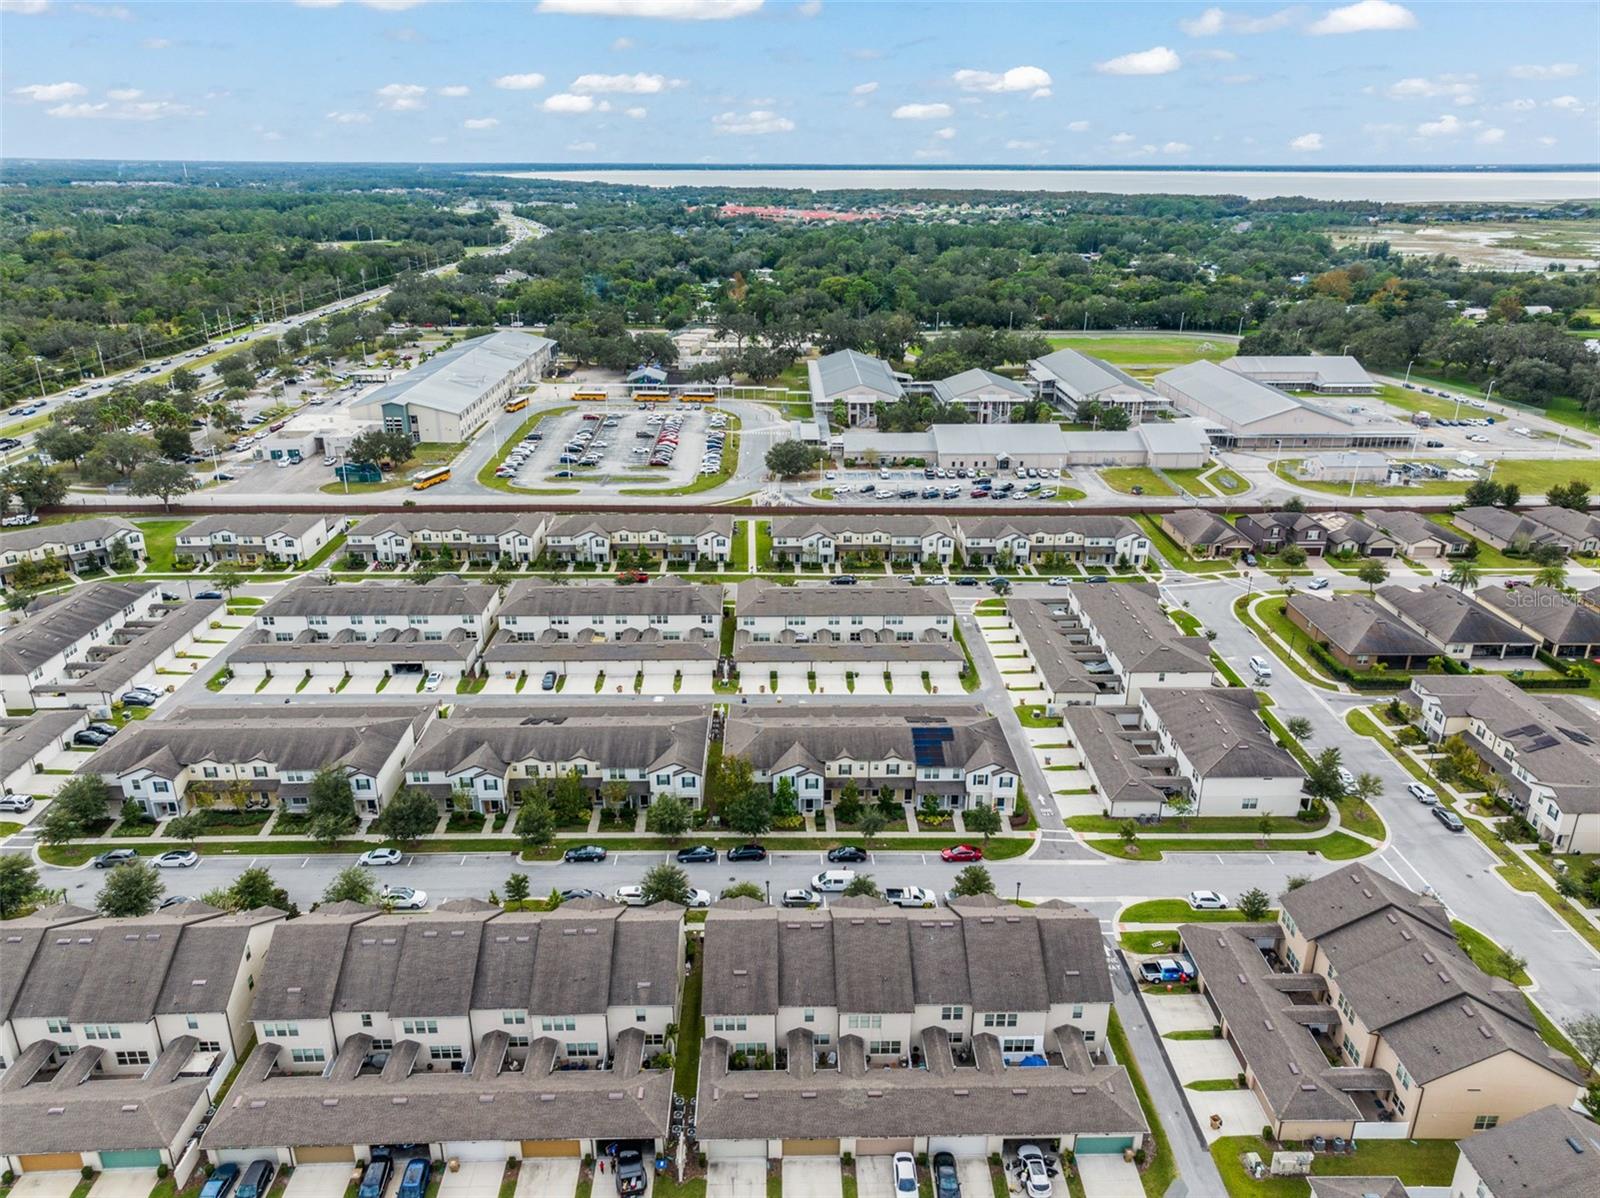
1286,594,1440,660
0,904,97,1023
259,578,497,619
735,578,955,619
348,513,545,541
1,710,88,772
485,627,717,665
501,577,721,619
1377,584,1536,650
178,514,324,542
1068,582,1215,677
251,904,381,1021
51,597,223,698
770,515,955,543
1477,585,1600,647
722,705,1018,780
408,706,711,779
0,516,140,559
1162,508,1250,550
155,908,286,1015
228,626,480,665
732,629,963,665
544,513,733,541
1365,510,1469,551
0,581,157,675
1457,1104,1600,1198
1141,687,1301,780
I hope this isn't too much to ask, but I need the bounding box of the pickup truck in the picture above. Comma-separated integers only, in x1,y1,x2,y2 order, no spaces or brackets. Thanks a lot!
884,885,936,909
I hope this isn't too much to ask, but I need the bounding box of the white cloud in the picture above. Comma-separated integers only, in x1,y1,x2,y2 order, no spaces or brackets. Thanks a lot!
463,116,499,129
1289,131,1324,151
851,81,879,95
1538,135,1557,146
13,81,88,102
567,140,597,151
1549,94,1585,112
933,126,956,139
892,102,953,119
543,93,595,112
952,65,1053,98
438,85,470,97
610,36,634,50
494,73,546,90
376,82,427,110
1180,6,1294,35
1475,127,1505,144
50,98,203,120
1308,0,1417,35
141,37,172,49
1109,131,1135,143
570,72,679,93
1162,141,1191,154
1067,119,1090,131
0,0,52,13
1384,74,1476,104
1095,46,1182,76
624,105,647,118
539,0,763,18
325,110,371,123
797,0,821,15
711,108,793,134
1509,63,1579,79
106,87,143,101
1416,113,1462,137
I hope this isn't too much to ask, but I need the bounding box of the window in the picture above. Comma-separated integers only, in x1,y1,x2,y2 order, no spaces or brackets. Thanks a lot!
1472,1115,1499,1131
261,1022,299,1038
361,1013,373,1028
940,1006,964,1022
502,1011,526,1026
186,1016,200,1030
290,1048,327,1065
564,1042,600,1059
1242,797,1259,810
401,1019,439,1036
370,1039,394,1052
1070,1005,1084,1020
636,1009,647,1023
803,1009,815,1023
711,1017,748,1033
46,1019,70,1034
83,1025,122,1041
1001,1038,1035,1055
1394,1061,1411,1090
982,1013,1019,1029
507,1035,530,1048
644,1033,665,1048
114,1050,152,1067
196,1040,221,1052
867,1040,903,1057
429,1045,464,1062
541,1016,577,1032
847,1014,883,1030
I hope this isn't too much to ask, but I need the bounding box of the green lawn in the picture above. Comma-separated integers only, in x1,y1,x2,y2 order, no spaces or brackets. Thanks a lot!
1099,466,1178,497
1235,595,1339,691
1087,832,1373,861
1120,898,1280,923
1044,333,1236,368
1135,514,1236,574
1162,468,1216,497
674,954,703,1101
1211,1136,1458,1198
1450,919,1531,986
1287,457,1594,500
1206,468,1249,496
133,518,193,571
1076,812,1325,836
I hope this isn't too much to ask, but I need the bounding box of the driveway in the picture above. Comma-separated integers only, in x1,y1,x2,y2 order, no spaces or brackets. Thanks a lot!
1076,1155,1142,1198
782,1157,842,1198
1165,1038,1242,1084
8,1174,80,1198
955,1160,993,1198
1143,992,1215,1036
1188,1086,1270,1144
282,1163,356,1198
705,1160,767,1198
87,1170,159,1198
853,1156,896,1198
512,1161,577,1198
437,1162,505,1198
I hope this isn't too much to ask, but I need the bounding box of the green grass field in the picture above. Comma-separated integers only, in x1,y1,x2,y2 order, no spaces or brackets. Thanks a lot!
1100,466,1177,496
1044,333,1236,368
133,518,193,571
1285,457,1592,499
1211,1136,1457,1198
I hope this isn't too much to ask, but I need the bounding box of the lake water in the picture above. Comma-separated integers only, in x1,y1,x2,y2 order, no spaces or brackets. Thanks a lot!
492,167,1600,203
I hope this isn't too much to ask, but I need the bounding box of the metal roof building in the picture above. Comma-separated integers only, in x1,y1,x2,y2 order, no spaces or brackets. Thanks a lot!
349,330,554,443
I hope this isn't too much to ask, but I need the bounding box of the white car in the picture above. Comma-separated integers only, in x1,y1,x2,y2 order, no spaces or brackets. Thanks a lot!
380,885,427,910
1407,781,1438,805
1188,889,1229,910
1307,577,1331,591
1337,766,1356,793
424,671,443,692
357,848,403,867
1013,1145,1054,1198
892,1152,917,1195
0,792,35,812
1048,576,1072,586
687,888,712,909
154,850,199,869
614,885,648,906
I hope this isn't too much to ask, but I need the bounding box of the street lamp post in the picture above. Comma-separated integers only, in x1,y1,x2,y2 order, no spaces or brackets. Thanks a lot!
1404,358,1415,385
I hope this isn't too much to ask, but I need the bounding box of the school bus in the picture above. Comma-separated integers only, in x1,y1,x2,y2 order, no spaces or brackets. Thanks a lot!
503,395,529,413
632,389,671,403
410,466,451,490
678,390,717,404
572,389,609,403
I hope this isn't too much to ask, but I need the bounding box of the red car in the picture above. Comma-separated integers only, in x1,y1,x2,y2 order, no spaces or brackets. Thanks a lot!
616,570,650,584
940,844,983,863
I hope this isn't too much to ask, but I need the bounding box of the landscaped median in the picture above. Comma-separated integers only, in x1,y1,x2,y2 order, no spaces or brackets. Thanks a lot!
1083,831,1373,862
1231,593,1340,691
476,403,579,493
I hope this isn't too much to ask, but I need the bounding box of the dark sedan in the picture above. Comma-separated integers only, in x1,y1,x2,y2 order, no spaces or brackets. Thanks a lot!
826,845,868,863
726,843,768,863
675,845,718,864
563,844,608,863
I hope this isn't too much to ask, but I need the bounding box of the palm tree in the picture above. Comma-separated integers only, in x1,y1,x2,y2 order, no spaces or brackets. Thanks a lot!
1445,560,1481,592
1534,562,1567,590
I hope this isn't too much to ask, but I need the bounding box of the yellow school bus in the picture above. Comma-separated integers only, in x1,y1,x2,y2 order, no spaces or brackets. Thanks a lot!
632,388,671,403
503,395,529,413
679,390,717,404
573,389,609,402
410,466,451,490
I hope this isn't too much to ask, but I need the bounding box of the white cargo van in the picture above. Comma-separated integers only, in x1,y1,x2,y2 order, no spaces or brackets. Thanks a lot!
812,869,856,892
1248,655,1273,682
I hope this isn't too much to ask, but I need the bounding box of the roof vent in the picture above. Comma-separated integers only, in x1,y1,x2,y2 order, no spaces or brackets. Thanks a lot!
478,1094,495,1104
495,936,510,943
1361,888,1373,899
121,1104,139,1113
867,1089,883,1098
322,1098,339,1107
361,938,376,946
47,1107,65,1116
515,935,530,943
1288,1062,1300,1076
539,1094,556,1102
191,979,207,986
392,1096,408,1105
1263,1020,1274,1032
953,1088,969,1097
287,986,303,995
124,934,139,942
1301,1083,1319,1092
733,968,748,977
1004,916,1021,924
450,930,465,937
422,930,438,939
1437,971,1450,984
381,938,398,946
801,1091,816,1099
1479,1026,1493,1040
1237,974,1247,986
1564,1136,1585,1155
1384,913,1397,924
741,1092,758,1101
1399,930,1413,941
1070,1087,1087,1096
1422,951,1435,964
562,928,578,936
249,1100,267,1109
1011,1088,1027,1097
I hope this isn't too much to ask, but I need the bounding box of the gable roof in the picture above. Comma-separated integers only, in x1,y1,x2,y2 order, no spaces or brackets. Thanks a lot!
1142,687,1302,780
352,331,552,417
930,368,1031,403
1286,594,1440,660
814,349,903,401
1377,585,1535,649
1030,348,1154,399
0,581,157,675
501,577,720,619
1457,1104,1600,1198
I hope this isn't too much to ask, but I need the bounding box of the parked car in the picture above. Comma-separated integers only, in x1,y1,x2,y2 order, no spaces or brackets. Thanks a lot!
564,844,607,863
940,844,982,863
812,869,856,892
829,574,858,586
541,670,559,691
1013,1145,1054,1198
237,1162,276,1198
726,843,767,862
158,894,198,910
558,887,603,902
424,671,443,692
358,848,403,866
1336,766,1356,793
154,850,200,869
1188,889,1228,910
617,570,650,584
614,885,647,906
1433,807,1466,833
614,1149,648,1197
675,844,718,864
826,845,868,863
1406,782,1438,805
1307,577,1331,591
73,728,113,747
92,848,138,868
781,887,818,908
1139,958,1195,984
0,792,35,812
1048,576,1072,586
932,1152,960,1198
892,1153,918,1194
194,590,225,600
355,1159,390,1198
120,688,159,707
687,888,712,908
380,885,427,910
200,1164,239,1198
397,1159,430,1198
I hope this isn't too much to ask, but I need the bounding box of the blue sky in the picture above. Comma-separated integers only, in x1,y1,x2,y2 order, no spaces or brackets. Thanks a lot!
2,0,1597,165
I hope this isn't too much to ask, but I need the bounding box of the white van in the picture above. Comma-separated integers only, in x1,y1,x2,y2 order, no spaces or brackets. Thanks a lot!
1248,655,1273,682
812,869,856,892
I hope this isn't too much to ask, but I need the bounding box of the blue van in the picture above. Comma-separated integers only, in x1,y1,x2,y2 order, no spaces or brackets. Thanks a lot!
200,1163,239,1198
397,1158,430,1198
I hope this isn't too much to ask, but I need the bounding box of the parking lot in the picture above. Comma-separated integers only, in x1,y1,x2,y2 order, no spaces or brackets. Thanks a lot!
822,462,1073,505
498,404,727,491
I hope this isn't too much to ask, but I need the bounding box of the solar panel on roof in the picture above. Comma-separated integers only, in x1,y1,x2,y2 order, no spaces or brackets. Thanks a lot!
912,725,954,767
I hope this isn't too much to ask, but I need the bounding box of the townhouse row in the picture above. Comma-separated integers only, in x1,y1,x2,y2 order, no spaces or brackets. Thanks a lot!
1162,507,1472,562
769,513,1151,569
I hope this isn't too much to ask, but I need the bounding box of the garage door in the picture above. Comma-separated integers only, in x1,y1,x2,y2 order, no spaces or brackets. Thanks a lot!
1073,1137,1135,1156
18,1154,83,1173
519,1141,580,1159
927,1137,987,1158
704,1141,767,1161
781,1140,839,1157
294,1146,356,1164
442,1142,505,1163
100,1150,163,1169
855,1138,914,1156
